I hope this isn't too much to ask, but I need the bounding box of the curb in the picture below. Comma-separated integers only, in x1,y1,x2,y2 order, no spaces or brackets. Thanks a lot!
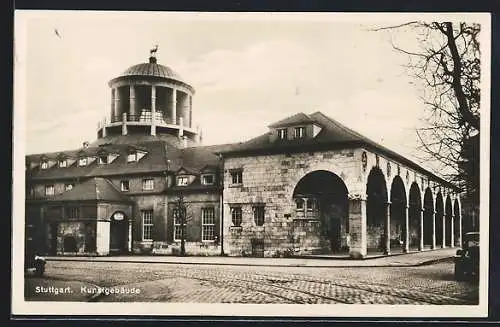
46,256,454,269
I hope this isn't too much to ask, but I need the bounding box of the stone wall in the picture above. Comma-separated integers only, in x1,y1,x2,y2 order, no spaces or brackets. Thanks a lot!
222,148,363,257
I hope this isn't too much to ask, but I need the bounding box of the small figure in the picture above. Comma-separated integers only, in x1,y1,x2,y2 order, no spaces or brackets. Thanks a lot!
150,45,159,56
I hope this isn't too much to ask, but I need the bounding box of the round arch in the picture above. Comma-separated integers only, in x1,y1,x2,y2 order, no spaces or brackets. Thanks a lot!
366,167,388,252
408,182,422,250
435,192,444,247
390,176,407,251
445,195,453,247
292,170,349,253
423,188,434,247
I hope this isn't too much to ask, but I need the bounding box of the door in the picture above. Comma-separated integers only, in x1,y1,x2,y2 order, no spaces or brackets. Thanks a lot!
109,213,128,254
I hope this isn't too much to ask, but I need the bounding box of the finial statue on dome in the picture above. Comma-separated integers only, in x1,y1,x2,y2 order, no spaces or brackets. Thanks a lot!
149,44,159,63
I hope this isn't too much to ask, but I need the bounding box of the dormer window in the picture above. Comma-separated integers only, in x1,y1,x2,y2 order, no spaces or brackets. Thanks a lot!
177,176,189,186
98,155,109,165
78,157,88,167
277,128,288,140
64,183,74,191
201,174,214,185
58,160,67,168
127,153,137,163
41,161,49,170
294,126,305,139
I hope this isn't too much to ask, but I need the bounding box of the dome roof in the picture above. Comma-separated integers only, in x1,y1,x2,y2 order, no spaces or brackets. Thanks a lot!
122,60,182,80
112,56,188,84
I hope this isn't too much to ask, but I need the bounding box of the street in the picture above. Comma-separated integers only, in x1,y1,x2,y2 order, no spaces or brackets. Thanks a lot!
25,259,479,304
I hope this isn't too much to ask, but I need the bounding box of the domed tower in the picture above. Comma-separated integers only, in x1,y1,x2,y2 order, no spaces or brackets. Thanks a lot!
96,47,198,145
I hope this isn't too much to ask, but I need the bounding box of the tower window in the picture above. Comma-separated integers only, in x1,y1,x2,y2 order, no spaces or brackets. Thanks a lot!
294,126,306,139
58,160,67,168
277,128,288,140
41,161,49,169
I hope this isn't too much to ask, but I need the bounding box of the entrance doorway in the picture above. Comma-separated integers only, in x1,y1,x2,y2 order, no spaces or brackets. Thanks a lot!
109,212,128,254
292,170,349,254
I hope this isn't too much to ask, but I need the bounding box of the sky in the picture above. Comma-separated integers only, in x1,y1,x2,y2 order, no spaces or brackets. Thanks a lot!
14,11,487,174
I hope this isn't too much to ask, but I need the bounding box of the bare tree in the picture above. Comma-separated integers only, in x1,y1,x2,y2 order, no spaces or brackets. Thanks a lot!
373,22,480,202
172,192,192,256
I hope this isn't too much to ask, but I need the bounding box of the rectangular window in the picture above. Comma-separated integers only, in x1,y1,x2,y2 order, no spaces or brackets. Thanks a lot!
294,126,306,139
45,185,55,196
141,210,153,241
142,178,154,190
177,176,189,186
253,205,265,226
201,174,214,185
78,157,87,166
41,161,49,169
230,206,242,227
127,153,137,163
64,183,74,191
66,206,79,219
98,155,108,165
201,207,216,241
173,209,186,241
277,128,288,140
230,171,243,185
58,160,67,168
120,180,130,192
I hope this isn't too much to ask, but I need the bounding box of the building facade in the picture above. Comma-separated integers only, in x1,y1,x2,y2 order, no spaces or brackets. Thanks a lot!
25,53,463,259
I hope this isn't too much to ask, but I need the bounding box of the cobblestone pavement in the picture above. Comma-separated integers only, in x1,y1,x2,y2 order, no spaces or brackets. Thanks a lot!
29,261,479,304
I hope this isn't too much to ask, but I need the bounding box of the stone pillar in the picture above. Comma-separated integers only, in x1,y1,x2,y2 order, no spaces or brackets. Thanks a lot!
189,95,193,128
348,195,367,259
128,219,132,252
114,87,120,122
442,213,446,248
129,85,136,119
385,202,391,255
450,214,454,247
151,85,156,136
121,112,127,135
171,88,177,124
458,210,463,247
431,210,436,249
303,198,309,219
111,88,115,121
96,221,110,256
419,207,424,251
404,205,410,253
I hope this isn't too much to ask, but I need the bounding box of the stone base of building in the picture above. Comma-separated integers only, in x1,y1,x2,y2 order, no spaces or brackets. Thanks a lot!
131,241,221,256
